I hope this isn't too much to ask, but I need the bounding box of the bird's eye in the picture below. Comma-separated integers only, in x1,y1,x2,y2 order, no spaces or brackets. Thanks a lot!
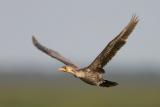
63,66,67,70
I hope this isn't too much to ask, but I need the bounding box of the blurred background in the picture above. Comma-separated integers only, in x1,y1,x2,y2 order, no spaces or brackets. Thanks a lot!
0,0,160,107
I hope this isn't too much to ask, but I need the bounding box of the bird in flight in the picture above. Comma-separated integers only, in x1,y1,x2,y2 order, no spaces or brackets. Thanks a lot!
32,15,139,88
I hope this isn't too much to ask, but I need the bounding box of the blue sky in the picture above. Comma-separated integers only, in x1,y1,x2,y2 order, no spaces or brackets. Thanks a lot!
0,0,159,70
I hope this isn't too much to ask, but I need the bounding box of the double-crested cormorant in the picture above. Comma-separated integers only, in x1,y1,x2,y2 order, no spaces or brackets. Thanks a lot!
32,15,139,87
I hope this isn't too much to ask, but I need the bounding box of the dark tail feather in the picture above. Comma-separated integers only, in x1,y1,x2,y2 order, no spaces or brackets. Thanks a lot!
99,80,118,87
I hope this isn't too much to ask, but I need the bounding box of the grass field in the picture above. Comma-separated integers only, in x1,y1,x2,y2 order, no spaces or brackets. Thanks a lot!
0,84,159,107
0,68,159,107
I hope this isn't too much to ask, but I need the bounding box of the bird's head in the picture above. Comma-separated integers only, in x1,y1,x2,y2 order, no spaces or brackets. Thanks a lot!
58,66,75,74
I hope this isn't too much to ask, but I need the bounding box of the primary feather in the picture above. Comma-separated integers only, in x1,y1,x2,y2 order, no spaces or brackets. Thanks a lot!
32,36,78,68
88,15,139,71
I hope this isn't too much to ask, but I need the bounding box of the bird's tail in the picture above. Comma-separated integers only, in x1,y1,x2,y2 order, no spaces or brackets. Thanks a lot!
99,80,118,87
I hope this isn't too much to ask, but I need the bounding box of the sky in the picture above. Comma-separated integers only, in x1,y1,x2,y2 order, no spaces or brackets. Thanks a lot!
0,0,159,70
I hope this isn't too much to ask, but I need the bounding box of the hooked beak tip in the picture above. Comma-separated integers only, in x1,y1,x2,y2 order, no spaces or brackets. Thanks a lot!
58,67,65,71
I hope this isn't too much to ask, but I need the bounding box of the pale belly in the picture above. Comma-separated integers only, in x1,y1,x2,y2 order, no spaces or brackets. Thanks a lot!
79,72,103,86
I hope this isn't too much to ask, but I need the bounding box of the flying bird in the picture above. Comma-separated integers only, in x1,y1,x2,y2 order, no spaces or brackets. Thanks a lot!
32,15,139,87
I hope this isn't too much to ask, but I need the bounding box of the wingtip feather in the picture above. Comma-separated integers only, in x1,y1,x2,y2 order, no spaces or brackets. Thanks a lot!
131,14,139,23
32,35,38,46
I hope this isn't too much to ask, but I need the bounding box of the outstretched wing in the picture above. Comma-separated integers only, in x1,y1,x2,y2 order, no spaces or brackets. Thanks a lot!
88,15,139,71
32,36,78,68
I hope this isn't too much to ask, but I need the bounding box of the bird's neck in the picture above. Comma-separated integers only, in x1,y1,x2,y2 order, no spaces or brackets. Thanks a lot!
67,69,84,78
67,69,77,75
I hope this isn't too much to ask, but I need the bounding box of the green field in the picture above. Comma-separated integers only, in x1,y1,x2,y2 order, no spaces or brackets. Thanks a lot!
0,86,159,107
0,71,159,107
